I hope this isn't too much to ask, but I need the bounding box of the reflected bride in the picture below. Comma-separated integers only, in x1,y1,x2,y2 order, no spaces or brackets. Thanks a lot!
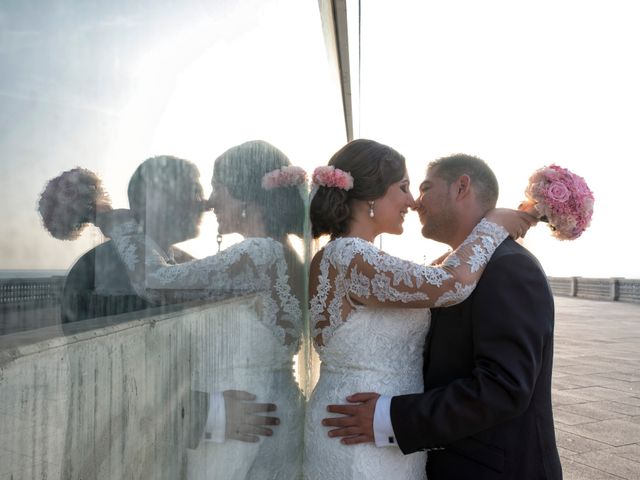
105,141,307,480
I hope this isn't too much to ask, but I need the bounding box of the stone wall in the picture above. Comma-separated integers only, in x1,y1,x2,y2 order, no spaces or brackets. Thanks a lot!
0,298,253,480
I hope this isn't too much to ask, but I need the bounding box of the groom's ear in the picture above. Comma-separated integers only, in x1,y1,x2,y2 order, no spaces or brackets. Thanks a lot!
454,174,472,199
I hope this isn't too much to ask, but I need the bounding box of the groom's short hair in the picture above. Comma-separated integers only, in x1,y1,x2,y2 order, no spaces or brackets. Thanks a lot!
127,155,200,222
428,154,499,209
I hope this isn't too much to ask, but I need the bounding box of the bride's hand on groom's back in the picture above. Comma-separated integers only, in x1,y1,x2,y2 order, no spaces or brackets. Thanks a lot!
323,392,380,445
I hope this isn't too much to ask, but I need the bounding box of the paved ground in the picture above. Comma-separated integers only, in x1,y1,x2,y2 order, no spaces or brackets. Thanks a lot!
553,296,640,479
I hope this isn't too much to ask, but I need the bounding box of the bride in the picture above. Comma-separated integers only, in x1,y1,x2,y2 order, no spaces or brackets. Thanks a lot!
104,141,306,479
303,139,531,480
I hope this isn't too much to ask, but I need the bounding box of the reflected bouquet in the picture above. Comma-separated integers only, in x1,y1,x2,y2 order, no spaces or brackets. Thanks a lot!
521,165,594,240
38,167,111,240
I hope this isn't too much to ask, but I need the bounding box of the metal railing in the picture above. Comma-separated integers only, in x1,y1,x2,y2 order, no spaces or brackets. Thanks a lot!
1,275,639,316
0,277,65,335
0,276,64,307
547,277,640,303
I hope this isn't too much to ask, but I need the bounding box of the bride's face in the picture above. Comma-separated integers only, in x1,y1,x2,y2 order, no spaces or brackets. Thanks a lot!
208,182,245,235
371,172,416,235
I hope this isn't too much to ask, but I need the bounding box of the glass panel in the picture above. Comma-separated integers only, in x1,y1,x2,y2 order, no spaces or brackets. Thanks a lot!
0,1,344,478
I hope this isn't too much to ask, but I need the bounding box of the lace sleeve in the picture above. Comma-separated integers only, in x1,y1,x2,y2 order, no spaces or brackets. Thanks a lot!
109,221,275,303
345,219,508,308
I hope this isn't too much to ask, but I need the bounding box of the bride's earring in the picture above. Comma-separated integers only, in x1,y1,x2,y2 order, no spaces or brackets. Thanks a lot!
241,206,247,219
368,201,375,218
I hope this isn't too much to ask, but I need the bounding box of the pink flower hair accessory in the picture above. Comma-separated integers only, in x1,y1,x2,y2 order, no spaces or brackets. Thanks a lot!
520,164,594,240
311,166,354,191
261,165,308,190
38,167,111,240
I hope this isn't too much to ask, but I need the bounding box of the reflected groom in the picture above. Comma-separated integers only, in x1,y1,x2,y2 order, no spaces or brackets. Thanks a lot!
324,154,562,479
61,156,205,324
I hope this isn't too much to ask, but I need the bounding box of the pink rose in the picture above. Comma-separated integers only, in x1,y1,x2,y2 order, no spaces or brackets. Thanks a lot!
546,181,571,203
312,166,354,190
521,164,594,240
262,166,307,190
572,175,593,198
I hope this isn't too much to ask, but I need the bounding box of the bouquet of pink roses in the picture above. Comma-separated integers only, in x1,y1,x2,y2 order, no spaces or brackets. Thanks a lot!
38,167,111,240
520,164,594,240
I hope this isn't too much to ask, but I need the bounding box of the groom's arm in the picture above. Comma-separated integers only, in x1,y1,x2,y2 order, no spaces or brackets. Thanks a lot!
188,390,279,448
391,252,553,453
324,250,553,449
323,392,379,444
324,394,398,446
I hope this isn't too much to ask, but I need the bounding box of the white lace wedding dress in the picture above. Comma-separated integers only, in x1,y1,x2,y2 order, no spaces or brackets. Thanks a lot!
110,224,304,480
303,219,508,480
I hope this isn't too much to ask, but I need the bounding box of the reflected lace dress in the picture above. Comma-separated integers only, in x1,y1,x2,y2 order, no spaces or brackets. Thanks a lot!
303,220,508,480
110,225,304,480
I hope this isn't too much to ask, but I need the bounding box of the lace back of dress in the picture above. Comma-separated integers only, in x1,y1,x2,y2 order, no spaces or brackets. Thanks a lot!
241,240,302,350
310,241,356,348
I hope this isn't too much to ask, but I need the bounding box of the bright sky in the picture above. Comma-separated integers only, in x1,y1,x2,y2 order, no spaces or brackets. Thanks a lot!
1,0,638,279
359,0,640,278
0,0,344,270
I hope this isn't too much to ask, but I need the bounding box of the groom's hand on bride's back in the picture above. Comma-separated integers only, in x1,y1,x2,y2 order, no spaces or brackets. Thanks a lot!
323,392,379,445
224,390,279,443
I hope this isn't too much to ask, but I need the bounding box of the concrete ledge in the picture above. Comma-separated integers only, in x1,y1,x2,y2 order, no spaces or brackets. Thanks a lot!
0,296,264,479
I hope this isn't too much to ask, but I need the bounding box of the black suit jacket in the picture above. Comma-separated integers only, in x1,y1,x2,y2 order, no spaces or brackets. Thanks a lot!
61,241,151,324
390,239,562,480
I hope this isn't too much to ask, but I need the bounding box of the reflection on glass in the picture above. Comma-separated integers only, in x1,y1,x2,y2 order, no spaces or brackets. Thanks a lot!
58,157,205,324
100,141,306,479
0,1,344,477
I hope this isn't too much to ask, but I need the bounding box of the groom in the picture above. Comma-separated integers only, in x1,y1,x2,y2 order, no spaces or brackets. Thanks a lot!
61,156,206,324
323,154,563,479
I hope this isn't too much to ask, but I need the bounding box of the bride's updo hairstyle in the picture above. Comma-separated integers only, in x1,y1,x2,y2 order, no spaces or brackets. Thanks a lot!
213,140,305,239
310,139,406,239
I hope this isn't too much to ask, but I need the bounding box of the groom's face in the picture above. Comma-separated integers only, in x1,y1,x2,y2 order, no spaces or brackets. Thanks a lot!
144,177,207,244
416,167,458,243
